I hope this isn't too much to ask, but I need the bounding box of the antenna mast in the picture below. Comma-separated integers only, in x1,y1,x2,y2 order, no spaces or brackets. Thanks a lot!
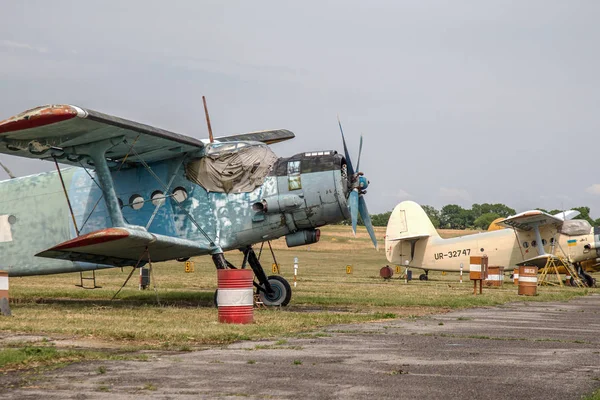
202,96,215,143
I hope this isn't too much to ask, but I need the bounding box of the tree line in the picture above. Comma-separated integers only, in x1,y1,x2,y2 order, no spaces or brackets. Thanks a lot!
345,203,600,230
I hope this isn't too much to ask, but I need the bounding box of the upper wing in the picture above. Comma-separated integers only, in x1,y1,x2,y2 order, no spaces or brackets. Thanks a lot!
0,104,295,168
498,210,563,231
0,105,205,167
216,129,295,145
554,210,580,221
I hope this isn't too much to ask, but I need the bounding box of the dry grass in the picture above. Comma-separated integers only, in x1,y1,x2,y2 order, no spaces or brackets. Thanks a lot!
1,225,596,350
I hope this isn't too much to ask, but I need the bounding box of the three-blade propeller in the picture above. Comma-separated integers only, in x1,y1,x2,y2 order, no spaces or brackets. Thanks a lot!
337,116,378,250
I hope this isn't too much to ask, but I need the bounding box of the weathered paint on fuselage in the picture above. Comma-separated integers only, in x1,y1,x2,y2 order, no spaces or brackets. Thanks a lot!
390,227,598,272
0,152,349,276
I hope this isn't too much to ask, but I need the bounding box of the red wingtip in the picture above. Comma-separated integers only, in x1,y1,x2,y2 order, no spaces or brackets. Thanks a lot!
49,228,130,251
0,104,81,134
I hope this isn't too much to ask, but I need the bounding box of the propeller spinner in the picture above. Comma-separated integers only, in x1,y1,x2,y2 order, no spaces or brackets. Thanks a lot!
337,116,377,250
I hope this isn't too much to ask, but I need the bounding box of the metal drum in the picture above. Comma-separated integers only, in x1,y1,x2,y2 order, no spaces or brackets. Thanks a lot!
380,266,394,279
513,268,519,284
217,269,254,324
518,266,538,296
485,266,504,287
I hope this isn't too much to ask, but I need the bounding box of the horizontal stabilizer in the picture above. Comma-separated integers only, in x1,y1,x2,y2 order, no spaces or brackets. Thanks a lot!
387,233,430,242
36,228,212,267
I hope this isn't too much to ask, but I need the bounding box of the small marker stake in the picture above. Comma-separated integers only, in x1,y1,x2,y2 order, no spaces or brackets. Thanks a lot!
293,257,298,287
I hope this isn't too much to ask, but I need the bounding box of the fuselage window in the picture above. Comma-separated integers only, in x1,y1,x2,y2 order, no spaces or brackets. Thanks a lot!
172,187,188,203
523,241,529,248
130,195,144,210
288,160,302,190
542,239,547,246
531,240,537,247
550,237,555,244
151,190,166,206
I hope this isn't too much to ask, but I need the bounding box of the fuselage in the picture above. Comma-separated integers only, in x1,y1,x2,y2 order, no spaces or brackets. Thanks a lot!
0,149,350,276
388,227,599,272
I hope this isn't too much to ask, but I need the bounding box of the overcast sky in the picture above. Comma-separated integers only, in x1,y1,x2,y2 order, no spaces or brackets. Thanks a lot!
1,1,599,216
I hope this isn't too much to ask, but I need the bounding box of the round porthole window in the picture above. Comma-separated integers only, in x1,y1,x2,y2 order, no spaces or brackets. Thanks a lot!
172,187,188,203
531,240,537,247
8,215,16,224
542,239,547,246
523,242,529,248
151,190,165,206
129,195,144,210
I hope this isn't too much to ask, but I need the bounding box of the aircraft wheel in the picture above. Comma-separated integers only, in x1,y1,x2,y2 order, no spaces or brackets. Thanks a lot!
259,275,292,307
419,274,428,281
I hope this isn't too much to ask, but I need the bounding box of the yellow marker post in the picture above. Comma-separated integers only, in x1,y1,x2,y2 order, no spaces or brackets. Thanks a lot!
272,263,280,274
346,265,353,274
184,261,194,273
395,265,400,274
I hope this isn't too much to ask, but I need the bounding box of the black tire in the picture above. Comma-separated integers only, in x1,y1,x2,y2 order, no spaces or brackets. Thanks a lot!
259,275,292,307
419,274,428,281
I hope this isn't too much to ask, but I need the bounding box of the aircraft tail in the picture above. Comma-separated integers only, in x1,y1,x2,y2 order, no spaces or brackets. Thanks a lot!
385,201,439,264
386,201,440,241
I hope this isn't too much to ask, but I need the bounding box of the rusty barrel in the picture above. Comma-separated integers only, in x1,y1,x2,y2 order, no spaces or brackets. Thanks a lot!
518,266,538,296
0,270,10,316
380,266,393,279
485,266,504,287
217,269,254,324
513,268,519,284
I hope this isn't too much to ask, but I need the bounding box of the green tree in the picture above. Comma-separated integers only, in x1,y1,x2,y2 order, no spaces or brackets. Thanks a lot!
473,212,501,230
421,205,440,228
370,211,391,227
440,204,470,229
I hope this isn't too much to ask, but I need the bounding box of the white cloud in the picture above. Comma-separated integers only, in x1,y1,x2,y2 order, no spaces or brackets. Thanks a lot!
585,184,600,196
438,187,472,205
0,39,48,54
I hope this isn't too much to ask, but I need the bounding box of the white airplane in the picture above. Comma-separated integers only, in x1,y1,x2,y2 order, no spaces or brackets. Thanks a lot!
384,201,597,286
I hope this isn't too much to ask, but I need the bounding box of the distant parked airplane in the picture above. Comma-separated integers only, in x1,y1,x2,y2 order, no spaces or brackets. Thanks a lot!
385,201,597,286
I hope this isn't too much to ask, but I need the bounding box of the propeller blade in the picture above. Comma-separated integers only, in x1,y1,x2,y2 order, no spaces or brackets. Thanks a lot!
358,195,378,250
349,189,359,235
337,115,355,176
356,135,363,173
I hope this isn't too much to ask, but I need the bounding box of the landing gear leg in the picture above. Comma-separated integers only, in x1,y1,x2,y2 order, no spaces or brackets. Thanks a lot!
211,248,292,307
419,270,429,281
245,246,292,306
576,264,595,288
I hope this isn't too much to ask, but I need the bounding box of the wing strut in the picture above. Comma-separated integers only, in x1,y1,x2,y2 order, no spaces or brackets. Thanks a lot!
53,156,80,236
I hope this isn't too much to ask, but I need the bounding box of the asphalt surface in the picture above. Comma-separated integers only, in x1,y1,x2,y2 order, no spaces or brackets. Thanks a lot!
1,295,600,399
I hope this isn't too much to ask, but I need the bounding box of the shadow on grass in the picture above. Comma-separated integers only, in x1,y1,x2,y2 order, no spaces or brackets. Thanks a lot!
15,291,217,309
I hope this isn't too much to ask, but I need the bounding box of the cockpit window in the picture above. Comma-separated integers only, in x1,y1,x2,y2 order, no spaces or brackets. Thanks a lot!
288,161,302,190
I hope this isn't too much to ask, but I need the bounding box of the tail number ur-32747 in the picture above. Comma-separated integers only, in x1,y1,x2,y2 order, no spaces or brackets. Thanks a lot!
434,249,471,260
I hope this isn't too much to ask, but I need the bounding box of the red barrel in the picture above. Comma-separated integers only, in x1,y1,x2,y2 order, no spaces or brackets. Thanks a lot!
0,270,10,316
380,266,393,279
217,269,254,324
518,266,538,296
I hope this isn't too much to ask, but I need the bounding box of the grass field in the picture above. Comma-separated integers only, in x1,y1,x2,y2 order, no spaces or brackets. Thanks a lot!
0,225,596,370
